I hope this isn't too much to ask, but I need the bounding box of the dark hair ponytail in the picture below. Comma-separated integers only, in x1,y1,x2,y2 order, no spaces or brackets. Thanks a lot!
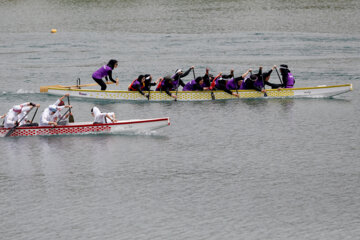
107,59,118,69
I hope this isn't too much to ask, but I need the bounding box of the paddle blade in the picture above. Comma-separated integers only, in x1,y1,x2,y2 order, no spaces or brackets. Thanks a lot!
69,114,75,123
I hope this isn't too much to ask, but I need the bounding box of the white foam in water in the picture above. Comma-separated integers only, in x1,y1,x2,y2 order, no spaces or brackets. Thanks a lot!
16,89,36,94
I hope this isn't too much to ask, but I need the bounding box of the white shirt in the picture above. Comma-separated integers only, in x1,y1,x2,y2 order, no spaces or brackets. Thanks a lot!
39,106,64,126
92,106,114,123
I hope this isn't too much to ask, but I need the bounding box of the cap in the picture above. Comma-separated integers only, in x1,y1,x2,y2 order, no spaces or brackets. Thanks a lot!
12,105,22,113
58,100,65,106
49,105,57,113
175,69,182,74
280,64,288,69
250,74,258,81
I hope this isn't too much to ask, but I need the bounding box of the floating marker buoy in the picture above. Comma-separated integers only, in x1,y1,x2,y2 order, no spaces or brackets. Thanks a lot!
51,29,57,33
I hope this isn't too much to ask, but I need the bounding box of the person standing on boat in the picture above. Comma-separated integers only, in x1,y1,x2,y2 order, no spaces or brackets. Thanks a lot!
128,75,149,98
155,76,178,99
92,59,119,90
172,67,194,90
91,106,117,124
3,102,38,128
39,104,72,127
279,64,295,88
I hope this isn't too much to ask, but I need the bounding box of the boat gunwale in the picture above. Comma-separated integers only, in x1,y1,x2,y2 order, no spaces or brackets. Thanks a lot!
46,84,353,93
0,118,170,131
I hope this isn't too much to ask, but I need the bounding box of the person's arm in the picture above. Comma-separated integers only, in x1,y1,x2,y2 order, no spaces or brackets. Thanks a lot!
107,70,116,83
180,67,193,78
179,80,186,87
105,113,116,123
107,71,119,85
242,69,252,79
265,82,282,89
222,69,234,79
135,84,146,96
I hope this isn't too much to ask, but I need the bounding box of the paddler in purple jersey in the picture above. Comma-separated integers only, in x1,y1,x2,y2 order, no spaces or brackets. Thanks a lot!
128,75,149,98
92,59,119,90
155,76,178,99
171,66,194,90
201,68,231,90
261,65,283,89
279,64,295,88
182,77,205,91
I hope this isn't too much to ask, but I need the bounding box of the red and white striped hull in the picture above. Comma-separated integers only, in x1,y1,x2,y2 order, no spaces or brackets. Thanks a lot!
0,118,170,137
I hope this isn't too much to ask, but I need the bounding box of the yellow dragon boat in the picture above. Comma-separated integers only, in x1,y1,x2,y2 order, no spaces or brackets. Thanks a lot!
40,82,352,101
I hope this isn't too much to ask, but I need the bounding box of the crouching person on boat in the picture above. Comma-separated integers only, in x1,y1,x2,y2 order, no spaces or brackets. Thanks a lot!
3,102,39,128
91,106,117,124
40,104,72,127
92,59,119,90
155,76,178,99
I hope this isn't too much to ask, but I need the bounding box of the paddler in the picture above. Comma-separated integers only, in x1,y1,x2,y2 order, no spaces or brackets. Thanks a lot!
172,66,194,90
128,75,149,98
91,106,117,124
182,77,205,91
39,104,72,127
155,76,178,99
18,103,40,126
225,69,252,93
3,102,38,128
211,69,245,97
92,59,119,90
262,65,283,89
241,71,267,93
279,64,295,88
143,74,160,91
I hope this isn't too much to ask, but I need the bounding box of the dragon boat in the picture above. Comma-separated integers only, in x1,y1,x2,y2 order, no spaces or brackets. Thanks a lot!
40,82,352,101
0,118,170,137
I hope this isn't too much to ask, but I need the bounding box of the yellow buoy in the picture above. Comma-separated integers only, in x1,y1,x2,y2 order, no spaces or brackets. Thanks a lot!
51,29,57,33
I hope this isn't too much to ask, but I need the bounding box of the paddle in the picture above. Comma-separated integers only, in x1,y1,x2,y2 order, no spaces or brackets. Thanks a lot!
261,73,267,97
174,78,180,102
5,108,33,137
275,67,283,85
67,96,74,123
57,108,71,124
30,107,39,124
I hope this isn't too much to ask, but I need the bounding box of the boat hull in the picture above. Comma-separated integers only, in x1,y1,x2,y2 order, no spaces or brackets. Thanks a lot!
46,84,352,101
0,118,170,137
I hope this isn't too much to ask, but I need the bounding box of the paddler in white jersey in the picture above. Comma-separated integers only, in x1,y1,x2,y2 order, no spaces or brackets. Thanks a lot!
40,104,72,127
3,102,38,128
91,106,117,124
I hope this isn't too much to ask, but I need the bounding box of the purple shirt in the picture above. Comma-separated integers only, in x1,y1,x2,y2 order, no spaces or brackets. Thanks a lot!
92,65,112,79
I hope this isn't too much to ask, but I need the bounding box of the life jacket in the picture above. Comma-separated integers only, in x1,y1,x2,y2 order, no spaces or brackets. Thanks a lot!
128,79,139,91
183,80,196,91
156,78,165,91
226,78,239,90
286,72,295,88
210,75,220,90
254,77,264,89
239,78,247,90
